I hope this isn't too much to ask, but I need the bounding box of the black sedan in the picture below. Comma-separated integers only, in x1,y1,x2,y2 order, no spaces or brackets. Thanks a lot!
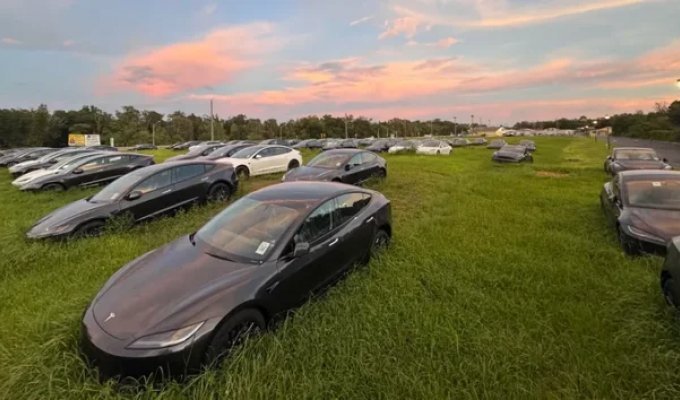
27,161,237,239
661,237,680,309
81,182,392,377
491,145,533,163
604,147,671,175
132,144,157,151
600,171,680,255
365,139,391,152
519,140,536,152
0,147,55,167
486,139,507,149
202,144,253,161
164,144,224,163
292,139,322,149
17,153,154,191
9,148,97,177
283,149,387,185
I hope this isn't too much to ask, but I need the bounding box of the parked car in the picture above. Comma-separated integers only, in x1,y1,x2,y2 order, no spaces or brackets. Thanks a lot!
9,148,97,177
486,139,507,149
26,161,237,240
492,145,534,163
293,139,323,149
416,140,452,156
365,139,391,153
12,152,108,188
259,139,288,146
519,140,536,152
322,140,341,151
388,140,417,154
189,141,223,151
215,145,302,179
172,141,202,151
80,181,391,377
469,138,488,146
600,170,680,255
131,144,157,151
283,149,386,184
202,144,253,161
449,138,470,147
1,147,55,167
661,236,680,309
339,139,358,149
87,145,118,152
604,147,671,175
164,144,224,163
16,153,154,191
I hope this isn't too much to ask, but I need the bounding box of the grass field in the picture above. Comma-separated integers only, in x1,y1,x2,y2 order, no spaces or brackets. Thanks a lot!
2,137,680,399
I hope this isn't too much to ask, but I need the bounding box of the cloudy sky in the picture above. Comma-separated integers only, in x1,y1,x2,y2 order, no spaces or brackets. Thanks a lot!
1,0,679,124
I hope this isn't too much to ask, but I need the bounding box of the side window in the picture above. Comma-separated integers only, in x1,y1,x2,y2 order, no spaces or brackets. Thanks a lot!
79,158,104,172
173,164,205,183
362,152,376,163
348,154,363,167
296,199,335,243
274,147,291,155
334,193,371,227
103,155,124,165
256,148,275,158
133,169,172,194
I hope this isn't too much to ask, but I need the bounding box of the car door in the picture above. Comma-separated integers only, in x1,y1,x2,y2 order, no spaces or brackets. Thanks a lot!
250,147,276,175
269,199,339,309
169,164,209,207
361,152,380,180
602,177,622,226
271,147,292,172
120,169,174,221
343,153,367,184
68,157,108,187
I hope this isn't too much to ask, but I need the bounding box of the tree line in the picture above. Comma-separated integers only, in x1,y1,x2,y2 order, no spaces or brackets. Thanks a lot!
0,105,474,148
512,100,680,141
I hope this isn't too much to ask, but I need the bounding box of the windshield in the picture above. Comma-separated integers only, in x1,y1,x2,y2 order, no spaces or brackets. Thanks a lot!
47,155,91,170
422,140,439,147
625,179,680,210
206,146,233,159
230,146,261,159
501,145,525,153
615,149,658,161
196,197,303,262
90,171,146,202
307,152,351,169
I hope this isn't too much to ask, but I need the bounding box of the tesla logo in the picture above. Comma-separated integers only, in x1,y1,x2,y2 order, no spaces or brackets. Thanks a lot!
104,312,116,323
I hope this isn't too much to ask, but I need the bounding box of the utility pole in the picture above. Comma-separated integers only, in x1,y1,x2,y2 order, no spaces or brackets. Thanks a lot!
344,114,349,139
453,116,457,136
210,99,214,141
279,124,283,139
470,114,474,134
430,121,433,136
152,120,161,146
377,121,380,138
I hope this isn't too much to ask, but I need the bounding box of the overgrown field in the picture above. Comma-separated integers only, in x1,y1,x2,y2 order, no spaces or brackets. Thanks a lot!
2,137,680,399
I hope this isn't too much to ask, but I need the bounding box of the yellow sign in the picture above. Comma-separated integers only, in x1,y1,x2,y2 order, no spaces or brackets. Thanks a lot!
68,133,86,147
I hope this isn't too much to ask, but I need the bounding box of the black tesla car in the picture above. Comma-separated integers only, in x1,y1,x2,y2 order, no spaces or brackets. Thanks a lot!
486,139,507,149
0,147,55,167
27,161,237,239
17,153,154,191
600,170,680,255
365,139,391,152
661,237,680,309
292,139,322,149
81,182,391,377
283,149,386,185
604,147,671,175
519,140,536,152
164,144,225,163
201,144,253,161
132,144,157,151
491,145,534,163
9,148,97,177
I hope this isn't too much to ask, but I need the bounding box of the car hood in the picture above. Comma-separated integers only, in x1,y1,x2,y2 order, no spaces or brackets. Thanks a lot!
11,159,41,169
165,154,196,162
13,168,60,185
614,160,667,170
91,236,254,340
28,199,109,236
627,207,680,241
284,165,336,181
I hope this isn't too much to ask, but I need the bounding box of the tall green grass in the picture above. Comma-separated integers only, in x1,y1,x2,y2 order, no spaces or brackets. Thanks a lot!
1,137,680,399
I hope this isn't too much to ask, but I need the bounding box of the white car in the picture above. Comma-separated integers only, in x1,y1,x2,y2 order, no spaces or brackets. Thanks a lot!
388,140,417,154
416,140,452,156
11,153,101,188
189,141,223,151
215,145,302,178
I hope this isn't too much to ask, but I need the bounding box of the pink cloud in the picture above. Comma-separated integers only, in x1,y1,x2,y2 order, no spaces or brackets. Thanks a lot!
101,23,277,97
1,37,21,45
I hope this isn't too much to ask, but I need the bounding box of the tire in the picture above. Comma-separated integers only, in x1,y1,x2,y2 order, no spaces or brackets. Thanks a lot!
663,278,678,309
42,183,65,192
73,220,105,238
236,166,250,180
287,159,300,170
204,309,265,367
618,227,641,256
436,151,440,155
376,168,387,179
370,229,391,258
207,182,232,202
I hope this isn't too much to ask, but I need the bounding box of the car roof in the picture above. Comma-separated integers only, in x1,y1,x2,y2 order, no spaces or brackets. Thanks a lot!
320,148,364,155
619,170,680,180
131,159,219,175
613,147,655,151
250,182,366,202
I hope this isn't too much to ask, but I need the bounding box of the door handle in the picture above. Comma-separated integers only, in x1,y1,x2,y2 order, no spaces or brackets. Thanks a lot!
328,238,339,247
365,216,375,224
161,189,172,194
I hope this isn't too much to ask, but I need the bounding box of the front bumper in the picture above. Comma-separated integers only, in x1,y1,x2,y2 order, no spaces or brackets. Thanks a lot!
620,229,667,256
80,308,216,379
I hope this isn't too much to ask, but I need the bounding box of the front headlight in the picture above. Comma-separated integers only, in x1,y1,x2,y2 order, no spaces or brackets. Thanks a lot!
127,321,204,349
626,225,664,243
665,165,673,170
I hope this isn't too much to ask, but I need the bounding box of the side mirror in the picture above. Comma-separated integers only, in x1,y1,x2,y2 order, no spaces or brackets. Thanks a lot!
663,158,669,163
126,190,142,201
344,164,351,171
72,168,83,174
254,154,262,159
606,155,613,160
293,242,310,257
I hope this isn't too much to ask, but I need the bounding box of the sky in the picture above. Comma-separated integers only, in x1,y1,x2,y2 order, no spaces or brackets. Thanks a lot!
0,0,679,125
